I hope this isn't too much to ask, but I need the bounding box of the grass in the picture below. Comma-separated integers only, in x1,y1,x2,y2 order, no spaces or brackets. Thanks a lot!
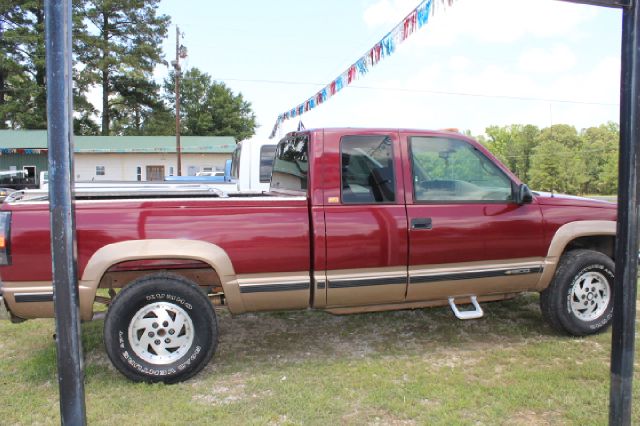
0,292,639,425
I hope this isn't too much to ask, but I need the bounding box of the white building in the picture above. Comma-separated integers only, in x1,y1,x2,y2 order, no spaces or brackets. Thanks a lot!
0,130,236,183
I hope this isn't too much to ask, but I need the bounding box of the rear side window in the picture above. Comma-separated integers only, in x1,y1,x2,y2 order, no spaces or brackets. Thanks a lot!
259,145,277,183
270,134,309,192
341,135,395,204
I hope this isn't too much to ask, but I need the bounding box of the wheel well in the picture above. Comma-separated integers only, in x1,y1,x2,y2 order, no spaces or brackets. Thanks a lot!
564,235,615,260
97,258,224,294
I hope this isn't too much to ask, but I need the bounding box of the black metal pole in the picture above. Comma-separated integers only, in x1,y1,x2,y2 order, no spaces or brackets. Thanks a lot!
44,0,87,424
610,1,639,425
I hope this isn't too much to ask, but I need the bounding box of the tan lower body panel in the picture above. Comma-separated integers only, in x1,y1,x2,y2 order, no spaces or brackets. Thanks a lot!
536,258,560,291
1,281,96,320
313,272,327,308
235,272,310,312
406,258,544,302
324,266,407,307
3,258,545,319
1,281,54,319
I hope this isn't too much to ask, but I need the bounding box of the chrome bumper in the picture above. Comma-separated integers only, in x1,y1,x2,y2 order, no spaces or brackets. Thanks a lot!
0,294,9,321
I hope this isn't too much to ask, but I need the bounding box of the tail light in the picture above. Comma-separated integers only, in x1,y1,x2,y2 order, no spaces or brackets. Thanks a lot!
0,212,11,265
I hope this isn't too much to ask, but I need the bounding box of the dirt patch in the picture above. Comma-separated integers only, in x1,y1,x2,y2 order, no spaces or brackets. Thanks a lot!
85,349,111,368
191,373,256,406
367,410,418,426
343,406,418,426
506,409,564,426
428,352,484,370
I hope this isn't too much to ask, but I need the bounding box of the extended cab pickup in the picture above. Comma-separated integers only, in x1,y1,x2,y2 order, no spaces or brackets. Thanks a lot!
0,128,617,383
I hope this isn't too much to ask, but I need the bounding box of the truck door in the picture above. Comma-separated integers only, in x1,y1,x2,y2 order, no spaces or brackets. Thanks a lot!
400,132,546,302
322,131,408,307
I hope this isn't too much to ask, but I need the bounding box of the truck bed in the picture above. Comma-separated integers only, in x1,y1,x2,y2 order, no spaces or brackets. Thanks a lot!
2,194,310,283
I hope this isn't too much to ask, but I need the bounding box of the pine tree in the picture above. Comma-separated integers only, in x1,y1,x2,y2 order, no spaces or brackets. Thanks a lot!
1,0,93,130
0,1,46,129
76,0,169,135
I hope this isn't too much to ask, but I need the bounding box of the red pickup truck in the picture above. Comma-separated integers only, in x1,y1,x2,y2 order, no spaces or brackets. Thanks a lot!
0,128,616,383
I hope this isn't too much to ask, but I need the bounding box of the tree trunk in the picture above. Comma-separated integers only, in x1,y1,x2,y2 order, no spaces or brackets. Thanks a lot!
101,11,109,135
33,5,47,129
135,107,141,133
101,68,109,135
0,16,5,129
0,70,6,130
0,18,4,109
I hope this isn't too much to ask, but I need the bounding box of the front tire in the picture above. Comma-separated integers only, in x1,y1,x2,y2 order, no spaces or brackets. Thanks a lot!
540,249,614,336
104,273,218,383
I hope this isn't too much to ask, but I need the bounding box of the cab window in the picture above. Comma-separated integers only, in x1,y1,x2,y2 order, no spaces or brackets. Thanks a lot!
341,135,395,204
270,134,309,191
410,136,513,202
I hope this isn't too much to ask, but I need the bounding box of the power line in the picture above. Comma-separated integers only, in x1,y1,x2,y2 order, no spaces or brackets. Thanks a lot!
213,76,619,107
2,77,619,107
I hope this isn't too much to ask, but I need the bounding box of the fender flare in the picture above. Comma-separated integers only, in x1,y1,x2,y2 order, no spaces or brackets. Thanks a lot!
536,220,616,291
79,239,246,320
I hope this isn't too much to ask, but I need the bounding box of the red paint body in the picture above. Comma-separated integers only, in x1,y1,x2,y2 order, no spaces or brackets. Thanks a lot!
0,129,617,297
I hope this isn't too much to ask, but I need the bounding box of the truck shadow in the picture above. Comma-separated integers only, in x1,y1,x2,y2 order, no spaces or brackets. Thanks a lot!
208,293,557,372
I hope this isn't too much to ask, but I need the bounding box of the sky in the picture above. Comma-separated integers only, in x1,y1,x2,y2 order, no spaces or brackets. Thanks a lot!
151,0,623,142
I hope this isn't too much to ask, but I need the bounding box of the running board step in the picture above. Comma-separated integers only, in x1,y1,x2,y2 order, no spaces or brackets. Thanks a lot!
448,296,484,320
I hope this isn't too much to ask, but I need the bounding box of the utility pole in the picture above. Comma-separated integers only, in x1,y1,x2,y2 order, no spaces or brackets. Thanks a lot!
171,26,187,176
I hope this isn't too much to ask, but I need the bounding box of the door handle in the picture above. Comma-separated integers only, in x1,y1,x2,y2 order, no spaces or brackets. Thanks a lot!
411,217,432,230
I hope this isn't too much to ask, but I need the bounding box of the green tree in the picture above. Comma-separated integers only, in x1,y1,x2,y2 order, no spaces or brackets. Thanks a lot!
484,122,619,195
580,122,619,194
538,124,582,149
530,125,587,194
0,1,47,129
139,106,175,135
483,124,540,183
1,1,96,131
164,68,257,141
109,74,165,135
76,0,169,135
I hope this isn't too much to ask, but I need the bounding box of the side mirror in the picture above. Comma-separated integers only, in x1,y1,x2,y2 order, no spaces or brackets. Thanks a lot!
516,184,534,205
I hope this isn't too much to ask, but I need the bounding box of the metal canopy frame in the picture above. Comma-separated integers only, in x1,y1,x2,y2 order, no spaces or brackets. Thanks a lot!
44,0,86,424
560,0,631,7
44,0,635,425
556,2,638,425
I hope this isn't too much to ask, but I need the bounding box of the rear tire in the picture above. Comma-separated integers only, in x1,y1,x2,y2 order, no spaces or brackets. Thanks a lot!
104,273,218,383
540,249,614,336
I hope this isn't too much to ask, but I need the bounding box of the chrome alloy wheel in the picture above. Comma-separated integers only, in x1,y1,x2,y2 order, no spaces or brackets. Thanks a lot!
127,302,194,365
568,271,611,322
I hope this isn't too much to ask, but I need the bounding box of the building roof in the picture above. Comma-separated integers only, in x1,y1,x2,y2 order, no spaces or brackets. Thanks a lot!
0,130,236,153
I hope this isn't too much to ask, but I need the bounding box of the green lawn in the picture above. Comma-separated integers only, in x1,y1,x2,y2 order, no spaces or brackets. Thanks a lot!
0,292,638,425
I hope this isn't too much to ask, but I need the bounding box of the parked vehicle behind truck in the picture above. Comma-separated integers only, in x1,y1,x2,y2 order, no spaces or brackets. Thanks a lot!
37,139,276,194
0,170,37,190
0,128,616,383
230,138,276,193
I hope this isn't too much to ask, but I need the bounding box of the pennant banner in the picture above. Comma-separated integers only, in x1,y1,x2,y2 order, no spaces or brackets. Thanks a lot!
0,148,48,155
269,0,455,139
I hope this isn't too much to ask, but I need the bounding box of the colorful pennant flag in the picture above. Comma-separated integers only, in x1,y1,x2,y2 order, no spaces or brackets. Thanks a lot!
269,0,456,139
